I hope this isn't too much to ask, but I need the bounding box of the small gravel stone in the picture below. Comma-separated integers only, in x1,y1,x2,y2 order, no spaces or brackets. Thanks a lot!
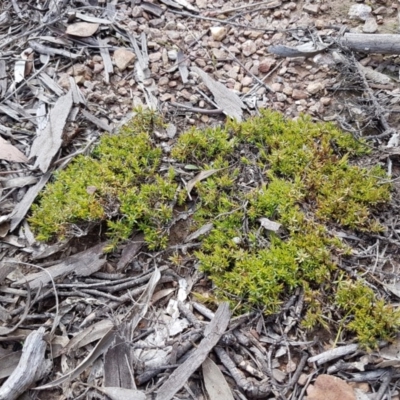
363,18,378,33
149,52,162,63
303,4,319,14
320,97,331,105
159,77,169,86
292,89,308,100
348,4,372,21
307,81,325,94
241,76,253,86
258,57,276,73
276,93,287,102
114,48,136,71
271,83,282,92
210,27,227,41
283,86,293,95
242,40,257,56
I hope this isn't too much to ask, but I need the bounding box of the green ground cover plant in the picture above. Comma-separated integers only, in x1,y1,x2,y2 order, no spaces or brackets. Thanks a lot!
29,108,400,347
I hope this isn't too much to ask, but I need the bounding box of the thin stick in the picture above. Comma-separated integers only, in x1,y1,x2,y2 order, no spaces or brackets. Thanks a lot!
209,0,281,16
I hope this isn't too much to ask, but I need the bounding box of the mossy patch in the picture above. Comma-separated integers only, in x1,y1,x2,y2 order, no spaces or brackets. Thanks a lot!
29,108,399,347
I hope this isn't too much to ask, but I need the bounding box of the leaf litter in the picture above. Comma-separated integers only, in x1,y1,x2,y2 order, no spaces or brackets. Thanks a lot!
1,0,400,399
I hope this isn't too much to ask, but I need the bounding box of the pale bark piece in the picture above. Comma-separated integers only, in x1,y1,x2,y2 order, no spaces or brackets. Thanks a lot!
155,302,231,400
308,344,359,365
10,172,51,231
129,33,150,82
98,38,114,83
30,90,73,172
5,100,37,125
0,328,49,400
66,22,99,37
192,67,245,121
0,136,28,163
177,50,188,84
0,304,10,323
184,223,213,243
14,60,25,84
81,109,112,132
39,72,64,96
341,33,400,54
0,60,6,98
68,77,87,105
307,374,356,400
0,104,21,121
203,357,234,400
13,242,107,289
259,217,281,232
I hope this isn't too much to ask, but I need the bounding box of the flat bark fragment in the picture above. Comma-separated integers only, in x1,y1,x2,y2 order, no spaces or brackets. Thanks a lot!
30,90,73,172
155,302,231,400
0,328,49,400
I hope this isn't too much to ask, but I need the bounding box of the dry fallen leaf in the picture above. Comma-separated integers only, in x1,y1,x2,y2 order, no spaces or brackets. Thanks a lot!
202,357,234,400
66,22,99,37
186,169,220,196
0,137,28,163
192,66,245,121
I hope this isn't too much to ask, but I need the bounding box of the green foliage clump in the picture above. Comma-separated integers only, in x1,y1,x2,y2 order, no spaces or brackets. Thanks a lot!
336,280,400,348
177,110,396,347
30,108,398,347
29,109,177,250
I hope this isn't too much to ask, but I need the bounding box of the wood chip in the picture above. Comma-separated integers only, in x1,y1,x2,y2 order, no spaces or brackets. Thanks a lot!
30,90,73,172
192,67,245,121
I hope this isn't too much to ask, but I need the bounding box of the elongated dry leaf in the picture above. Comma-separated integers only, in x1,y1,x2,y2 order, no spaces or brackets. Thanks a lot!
66,22,99,37
203,357,234,400
30,90,73,172
192,66,244,121
186,169,219,195
0,137,28,163
10,172,51,231
184,223,213,243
